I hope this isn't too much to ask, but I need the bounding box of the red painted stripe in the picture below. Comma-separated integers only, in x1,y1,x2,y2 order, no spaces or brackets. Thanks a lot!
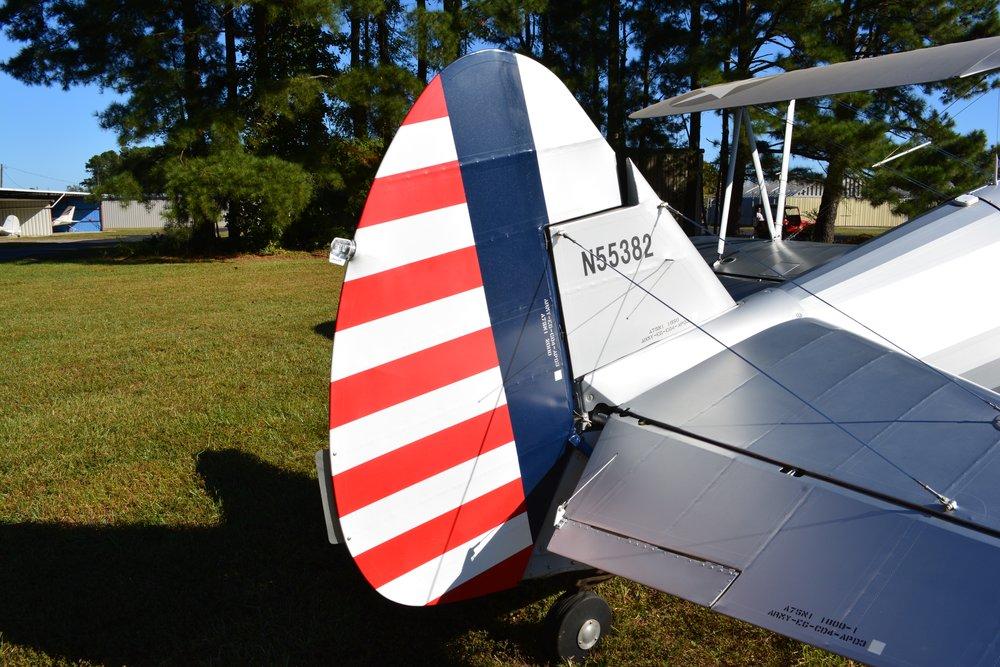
337,246,483,330
334,405,514,515
329,327,500,430
354,479,526,590
430,545,534,605
358,161,466,228
403,76,448,125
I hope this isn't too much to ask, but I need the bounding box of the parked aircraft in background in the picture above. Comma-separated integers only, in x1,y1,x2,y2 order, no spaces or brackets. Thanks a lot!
319,37,1000,665
51,205,76,231
0,214,20,237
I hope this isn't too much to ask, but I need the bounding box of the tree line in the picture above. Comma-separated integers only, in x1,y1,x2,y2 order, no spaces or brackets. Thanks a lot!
0,0,995,248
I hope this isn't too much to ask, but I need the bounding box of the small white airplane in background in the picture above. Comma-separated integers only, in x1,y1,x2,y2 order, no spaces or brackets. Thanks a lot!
0,214,21,237
51,206,76,229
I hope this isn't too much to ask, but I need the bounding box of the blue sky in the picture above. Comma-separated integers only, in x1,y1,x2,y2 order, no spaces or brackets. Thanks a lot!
0,36,124,190
0,33,996,191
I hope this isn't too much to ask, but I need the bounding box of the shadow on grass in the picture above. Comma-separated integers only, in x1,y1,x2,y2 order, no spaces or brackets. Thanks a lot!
314,320,336,341
0,450,564,665
0,233,290,266
0,240,233,266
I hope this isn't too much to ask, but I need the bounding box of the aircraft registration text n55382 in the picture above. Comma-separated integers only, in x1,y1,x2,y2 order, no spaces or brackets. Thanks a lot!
580,234,654,275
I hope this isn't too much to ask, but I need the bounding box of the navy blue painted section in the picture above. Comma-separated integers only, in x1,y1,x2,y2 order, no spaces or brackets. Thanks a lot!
441,52,576,519
54,221,101,233
52,197,101,232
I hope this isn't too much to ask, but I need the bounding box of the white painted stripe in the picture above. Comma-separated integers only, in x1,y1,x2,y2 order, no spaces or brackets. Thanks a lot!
346,204,475,281
331,288,491,380
535,140,621,223
806,234,1000,359
515,53,620,223
515,54,603,151
330,367,507,474
376,511,532,606
375,116,458,178
340,441,521,555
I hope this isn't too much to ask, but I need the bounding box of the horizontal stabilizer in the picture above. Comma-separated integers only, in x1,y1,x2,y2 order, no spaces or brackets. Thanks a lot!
549,318,1000,664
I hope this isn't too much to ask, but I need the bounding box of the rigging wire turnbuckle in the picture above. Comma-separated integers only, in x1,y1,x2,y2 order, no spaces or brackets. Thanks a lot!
941,497,960,513
923,484,959,513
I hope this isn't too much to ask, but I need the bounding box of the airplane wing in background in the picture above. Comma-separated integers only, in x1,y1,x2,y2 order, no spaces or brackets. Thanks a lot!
548,317,1000,666
633,36,1000,117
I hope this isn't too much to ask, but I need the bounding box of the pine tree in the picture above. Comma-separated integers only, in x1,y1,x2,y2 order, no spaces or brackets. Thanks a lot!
0,0,342,249
780,0,999,241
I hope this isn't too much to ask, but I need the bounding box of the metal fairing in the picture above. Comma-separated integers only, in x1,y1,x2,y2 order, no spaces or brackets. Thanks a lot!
690,236,856,282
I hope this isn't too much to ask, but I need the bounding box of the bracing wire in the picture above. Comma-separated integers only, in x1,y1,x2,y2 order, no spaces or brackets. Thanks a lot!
658,199,1000,415
829,80,995,174
555,229,961,512
750,103,953,202
587,206,665,372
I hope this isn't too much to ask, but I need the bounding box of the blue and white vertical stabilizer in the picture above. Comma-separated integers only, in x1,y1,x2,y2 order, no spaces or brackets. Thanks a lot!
324,51,713,606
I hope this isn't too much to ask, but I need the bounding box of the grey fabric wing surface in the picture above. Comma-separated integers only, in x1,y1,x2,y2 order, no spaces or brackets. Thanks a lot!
632,36,1000,117
548,318,1000,665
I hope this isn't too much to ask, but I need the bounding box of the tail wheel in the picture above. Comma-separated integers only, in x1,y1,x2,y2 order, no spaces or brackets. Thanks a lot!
547,590,613,661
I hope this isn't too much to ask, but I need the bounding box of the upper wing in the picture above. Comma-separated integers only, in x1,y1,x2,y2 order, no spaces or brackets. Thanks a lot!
632,36,1000,117
548,318,1000,666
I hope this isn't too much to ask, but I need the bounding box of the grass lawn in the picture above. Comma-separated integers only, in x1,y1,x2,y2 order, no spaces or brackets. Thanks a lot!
0,250,852,666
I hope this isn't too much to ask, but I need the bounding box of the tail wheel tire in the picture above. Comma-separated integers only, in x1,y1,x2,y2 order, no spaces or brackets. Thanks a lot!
547,590,613,661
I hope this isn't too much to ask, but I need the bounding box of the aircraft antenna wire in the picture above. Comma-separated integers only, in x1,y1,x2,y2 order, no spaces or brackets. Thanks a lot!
584,207,664,373
557,230,961,513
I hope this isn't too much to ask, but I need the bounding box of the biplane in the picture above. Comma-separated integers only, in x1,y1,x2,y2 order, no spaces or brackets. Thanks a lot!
318,36,1000,664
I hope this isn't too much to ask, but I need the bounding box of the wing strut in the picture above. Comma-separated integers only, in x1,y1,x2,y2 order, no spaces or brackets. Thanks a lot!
717,101,796,255
716,109,743,260
743,108,777,239
773,99,795,241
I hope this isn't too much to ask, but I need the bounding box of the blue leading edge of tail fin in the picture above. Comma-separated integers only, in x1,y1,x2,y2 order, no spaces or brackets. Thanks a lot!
441,51,576,528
